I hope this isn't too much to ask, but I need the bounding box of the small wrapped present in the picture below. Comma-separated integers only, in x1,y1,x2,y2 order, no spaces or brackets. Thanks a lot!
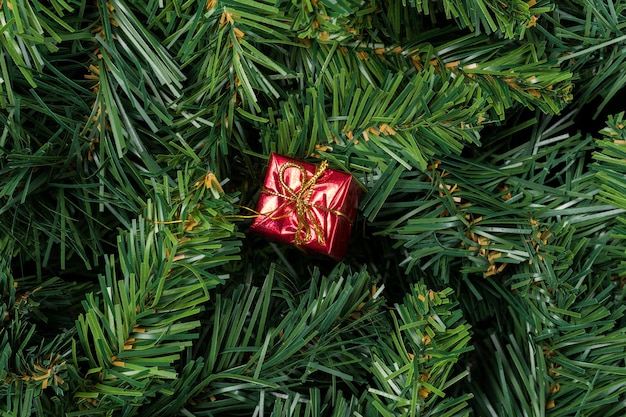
249,153,363,260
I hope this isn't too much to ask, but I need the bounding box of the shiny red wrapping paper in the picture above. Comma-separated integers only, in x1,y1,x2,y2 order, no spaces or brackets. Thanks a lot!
249,153,362,260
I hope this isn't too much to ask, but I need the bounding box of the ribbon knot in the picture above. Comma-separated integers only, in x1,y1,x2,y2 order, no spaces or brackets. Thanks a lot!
261,159,348,246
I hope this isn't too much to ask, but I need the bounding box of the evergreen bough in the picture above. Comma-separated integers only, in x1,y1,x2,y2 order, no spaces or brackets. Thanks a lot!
1,0,625,415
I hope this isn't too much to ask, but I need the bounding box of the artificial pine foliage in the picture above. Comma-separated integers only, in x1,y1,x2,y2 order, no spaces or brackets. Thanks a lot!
1,0,626,415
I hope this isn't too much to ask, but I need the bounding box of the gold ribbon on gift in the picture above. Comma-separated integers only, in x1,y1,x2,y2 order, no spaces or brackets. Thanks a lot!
260,160,351,246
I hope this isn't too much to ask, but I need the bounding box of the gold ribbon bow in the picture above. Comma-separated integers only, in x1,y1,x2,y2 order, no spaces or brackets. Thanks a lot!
261,160,350,246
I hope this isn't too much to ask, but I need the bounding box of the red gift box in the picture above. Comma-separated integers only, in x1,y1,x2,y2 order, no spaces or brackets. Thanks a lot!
249,153,362,260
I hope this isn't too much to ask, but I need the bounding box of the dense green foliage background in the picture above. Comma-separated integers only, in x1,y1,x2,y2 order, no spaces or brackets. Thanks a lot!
1,0,626,415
